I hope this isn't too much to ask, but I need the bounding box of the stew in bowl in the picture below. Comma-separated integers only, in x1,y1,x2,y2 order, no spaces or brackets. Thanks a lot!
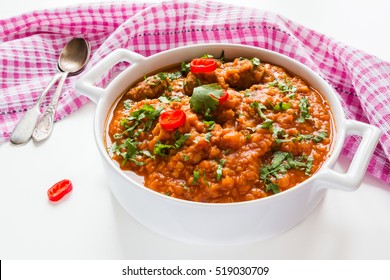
107,54,333,203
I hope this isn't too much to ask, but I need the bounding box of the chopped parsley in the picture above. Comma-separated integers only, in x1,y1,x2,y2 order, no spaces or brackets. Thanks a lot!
158,94,182,104
110,138,145,166
272,101,292,111
153,142,174,157
157,95,170,104
123,99,133,110
313,131,328,143
153,132,191,157
292,133,313,142
251,57,261,68
260,152,314,193
156,71,182,81
192,170,200,185
271,125,287,143
110,104,167,165
268,78,297,96
297,97,311,123
216,159,226,181
123,104,163,136
274,131,328,144
205,132,212,142
203,120,215,131
250,101,272,124
174,132,191,149
181,61,190,74
203,171,210,188
182,155,190,161
140,150,155,159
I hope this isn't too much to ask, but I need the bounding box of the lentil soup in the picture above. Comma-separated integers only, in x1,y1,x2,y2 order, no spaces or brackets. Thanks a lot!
107,55,334,203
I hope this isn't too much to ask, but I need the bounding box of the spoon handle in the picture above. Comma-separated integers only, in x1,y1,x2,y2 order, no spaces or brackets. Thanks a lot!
10,73,62,145
32,72,68,142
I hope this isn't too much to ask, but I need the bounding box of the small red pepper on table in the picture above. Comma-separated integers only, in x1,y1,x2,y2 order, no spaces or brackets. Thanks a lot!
47,179,73,202
190,58,217,73
159,109,186,131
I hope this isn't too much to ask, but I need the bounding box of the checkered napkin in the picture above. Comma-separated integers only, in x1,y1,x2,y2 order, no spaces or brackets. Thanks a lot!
1,0,389,184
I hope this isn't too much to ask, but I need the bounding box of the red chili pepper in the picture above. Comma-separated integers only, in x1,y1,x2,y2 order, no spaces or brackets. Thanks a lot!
217,90,229,104
190,58,217,73
159,109,186,131
210,90,229,105
47,179,73,202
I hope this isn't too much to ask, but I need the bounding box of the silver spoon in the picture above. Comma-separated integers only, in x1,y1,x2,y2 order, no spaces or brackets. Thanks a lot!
10,38,90,145
32,38,90,142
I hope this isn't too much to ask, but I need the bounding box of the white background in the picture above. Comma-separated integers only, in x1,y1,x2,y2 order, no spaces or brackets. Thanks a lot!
1,0,390,260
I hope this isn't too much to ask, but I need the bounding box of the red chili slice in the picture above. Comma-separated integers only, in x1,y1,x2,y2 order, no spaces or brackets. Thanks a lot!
218,90,229,104
210,90,229,105
159,109,186,131
48,179,73,202
190,58,217,73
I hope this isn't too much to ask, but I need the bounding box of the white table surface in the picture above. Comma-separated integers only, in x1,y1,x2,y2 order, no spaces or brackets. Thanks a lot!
1,0,389,260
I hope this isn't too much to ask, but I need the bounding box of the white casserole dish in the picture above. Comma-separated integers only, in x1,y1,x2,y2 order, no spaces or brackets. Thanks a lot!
76,44,381,245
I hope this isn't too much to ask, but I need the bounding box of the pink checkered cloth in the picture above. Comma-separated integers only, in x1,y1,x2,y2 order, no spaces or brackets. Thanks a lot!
1,0,389,184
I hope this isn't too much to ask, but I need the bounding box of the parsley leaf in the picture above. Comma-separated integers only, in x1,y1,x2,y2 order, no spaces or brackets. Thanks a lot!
192,170,200,185
174,133,191,149
153,142,174,157
216,159,226,181
190,84,224,114
157,95,170,104
297,97,311,123
292,133,313,142
205,132,212,142
260,151,314,194
123,99,133,110
273,101,292,111
305,156,314,175
251,57,261,68
268,78,297,95
313,131,328,143
156,71,182,81
203,120,215,131
250,101,273,127
181,61,190,74
271,124,287,142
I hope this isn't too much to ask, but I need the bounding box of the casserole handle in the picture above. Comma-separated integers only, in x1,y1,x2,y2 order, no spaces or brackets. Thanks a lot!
319,120,381,191
76,49,145,103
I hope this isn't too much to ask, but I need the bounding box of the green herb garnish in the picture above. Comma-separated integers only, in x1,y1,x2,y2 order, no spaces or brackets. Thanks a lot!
158,95,170,104
157,71,182,81
251,57,260,68
192,170,200,185
123,99,133,110
182,155,190,161
250,101,272,124
174,133,191,149
205,132,212,142
153,142,174,157
271,125,287,142
313,131,328,143
190,84,224,115
260,151,314,193
203,120,215,131
297,97,311,123
268,78,297,95
216,159,226,181
181,61,190,74
273,101,292,111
